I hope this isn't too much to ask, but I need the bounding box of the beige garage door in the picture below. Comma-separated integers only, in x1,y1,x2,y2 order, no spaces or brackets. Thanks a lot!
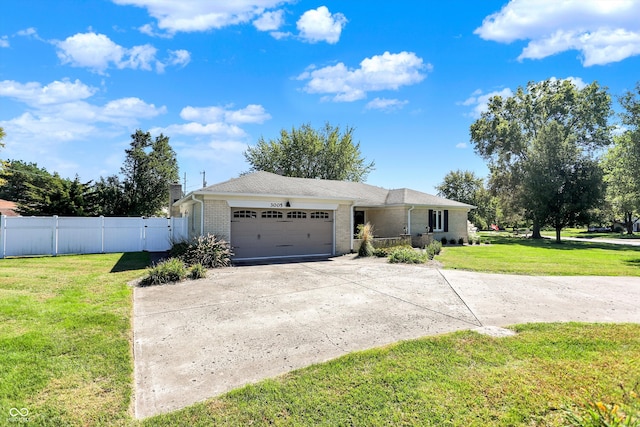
231,209,333,259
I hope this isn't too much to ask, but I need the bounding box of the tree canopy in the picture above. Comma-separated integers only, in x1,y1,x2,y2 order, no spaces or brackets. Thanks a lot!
0,130,179,217
602,82,640,234
470,78,612,240
436,170,496,230
244,123,375,182
119,130,179,216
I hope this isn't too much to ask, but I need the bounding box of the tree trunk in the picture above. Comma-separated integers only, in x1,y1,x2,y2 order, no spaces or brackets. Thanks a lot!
531,220,543,239
625,211,634,234
555,227,562,243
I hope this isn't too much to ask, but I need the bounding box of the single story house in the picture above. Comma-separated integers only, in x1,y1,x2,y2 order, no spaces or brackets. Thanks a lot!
174,171,474,261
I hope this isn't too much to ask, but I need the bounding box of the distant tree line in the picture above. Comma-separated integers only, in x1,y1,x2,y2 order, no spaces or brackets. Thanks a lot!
437,79,640,241
0,130,179,217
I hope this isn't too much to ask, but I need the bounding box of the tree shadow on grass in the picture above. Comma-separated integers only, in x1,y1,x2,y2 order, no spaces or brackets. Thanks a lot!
488,236,640,253
623,258,640,267
110,252,151,273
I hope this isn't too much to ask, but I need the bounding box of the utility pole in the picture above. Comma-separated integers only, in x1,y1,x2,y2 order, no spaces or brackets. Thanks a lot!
200,170,207,188
183,172,187,195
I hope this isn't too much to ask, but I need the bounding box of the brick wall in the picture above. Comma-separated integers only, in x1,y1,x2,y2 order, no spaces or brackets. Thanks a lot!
204,199,230,240
335,203,352,255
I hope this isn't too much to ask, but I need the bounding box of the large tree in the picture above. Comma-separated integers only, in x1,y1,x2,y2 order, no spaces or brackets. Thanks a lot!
522,121,604,242
602,82,640,234
435,170,496,230
244,122,375,182
470,78,612,239
120,130,179,217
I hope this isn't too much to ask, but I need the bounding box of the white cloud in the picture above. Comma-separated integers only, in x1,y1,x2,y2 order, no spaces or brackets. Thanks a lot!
111,0,291,34
456,142,467,149
0,36,8,48
0,78,166,147
17,27,39,38
365,97,409,111
53,32,189,74
253,10,284,31
0,79,97,106
297,6,347,44
167,49,191,67
475,0,640,66
461,88,514,118
298,51,429,102
180,104,271,125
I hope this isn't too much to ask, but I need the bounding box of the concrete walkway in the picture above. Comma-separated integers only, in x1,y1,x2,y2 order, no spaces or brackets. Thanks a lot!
133,255,640,419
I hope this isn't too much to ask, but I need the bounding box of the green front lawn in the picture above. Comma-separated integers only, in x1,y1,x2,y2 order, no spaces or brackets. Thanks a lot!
144,323,640,426
2,252,639,426
539,227,640,239
0,253,149,426
439,235,640,275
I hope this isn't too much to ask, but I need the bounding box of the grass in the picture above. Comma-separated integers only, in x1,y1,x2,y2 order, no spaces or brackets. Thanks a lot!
2,252,639,426
438,234,640,276
0,253,149,426
143,323,640,426
539,227,640,240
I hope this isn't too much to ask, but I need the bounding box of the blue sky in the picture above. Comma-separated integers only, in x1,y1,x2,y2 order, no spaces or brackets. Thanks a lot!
1,1,639,194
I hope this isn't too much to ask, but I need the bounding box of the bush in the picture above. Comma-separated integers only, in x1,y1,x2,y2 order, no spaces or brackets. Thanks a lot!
373,245,411,258
449,238,457,245
357,222,375,257
175,234,233,268
189,263,207,280
140,258,187,286
388,247,428,264
441,237,448,245
429,240,442,256
168,240,190,259
458,237,465,245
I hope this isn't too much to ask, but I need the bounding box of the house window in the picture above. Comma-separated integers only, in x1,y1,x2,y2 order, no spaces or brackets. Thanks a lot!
233,210,257,218
287,211,307,219
310,211,329,219
432,210,444,232
262,210,283,218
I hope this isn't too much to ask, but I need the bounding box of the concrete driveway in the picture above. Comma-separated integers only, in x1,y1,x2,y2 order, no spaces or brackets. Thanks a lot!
133,255,640,419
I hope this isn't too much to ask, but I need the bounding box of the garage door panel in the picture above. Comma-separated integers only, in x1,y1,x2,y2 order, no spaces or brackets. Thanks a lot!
231,209,333,259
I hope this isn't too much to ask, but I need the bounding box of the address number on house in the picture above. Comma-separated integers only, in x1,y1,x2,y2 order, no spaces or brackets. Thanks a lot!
270,202,284,208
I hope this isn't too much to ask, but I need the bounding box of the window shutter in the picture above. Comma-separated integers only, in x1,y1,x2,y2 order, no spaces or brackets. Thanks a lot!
428,209,433,232
444,210,449,232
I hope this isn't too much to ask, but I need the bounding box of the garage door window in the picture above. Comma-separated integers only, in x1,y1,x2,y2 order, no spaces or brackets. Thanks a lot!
310,211,329,219
233,210,257,218
262,210,283,218
287,211,307,219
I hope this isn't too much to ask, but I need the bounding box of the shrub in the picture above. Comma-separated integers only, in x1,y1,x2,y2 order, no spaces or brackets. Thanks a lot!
449,238,457,245
429,240,442,256
357,222,375,257
458,237,465,245
189,263,207,280
388,247,428,264
181,234,233,268
475,236,482,245
140,258,187,286
373,245,411,258
168,240,190,259
441,237,448,245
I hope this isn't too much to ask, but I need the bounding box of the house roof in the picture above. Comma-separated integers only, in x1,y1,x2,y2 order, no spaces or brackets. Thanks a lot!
185,171,473,209
0,199,19,216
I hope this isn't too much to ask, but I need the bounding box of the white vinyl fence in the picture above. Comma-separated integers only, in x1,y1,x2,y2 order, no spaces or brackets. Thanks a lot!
0,215,188,258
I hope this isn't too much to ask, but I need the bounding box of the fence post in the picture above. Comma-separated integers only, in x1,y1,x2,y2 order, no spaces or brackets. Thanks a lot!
52,215,59,256
100,216,105,253
0,215,5,259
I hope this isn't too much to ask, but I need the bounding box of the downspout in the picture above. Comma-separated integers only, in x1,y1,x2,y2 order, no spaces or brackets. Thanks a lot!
350,204,355,252
190,194,204,235
407,206,415,235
